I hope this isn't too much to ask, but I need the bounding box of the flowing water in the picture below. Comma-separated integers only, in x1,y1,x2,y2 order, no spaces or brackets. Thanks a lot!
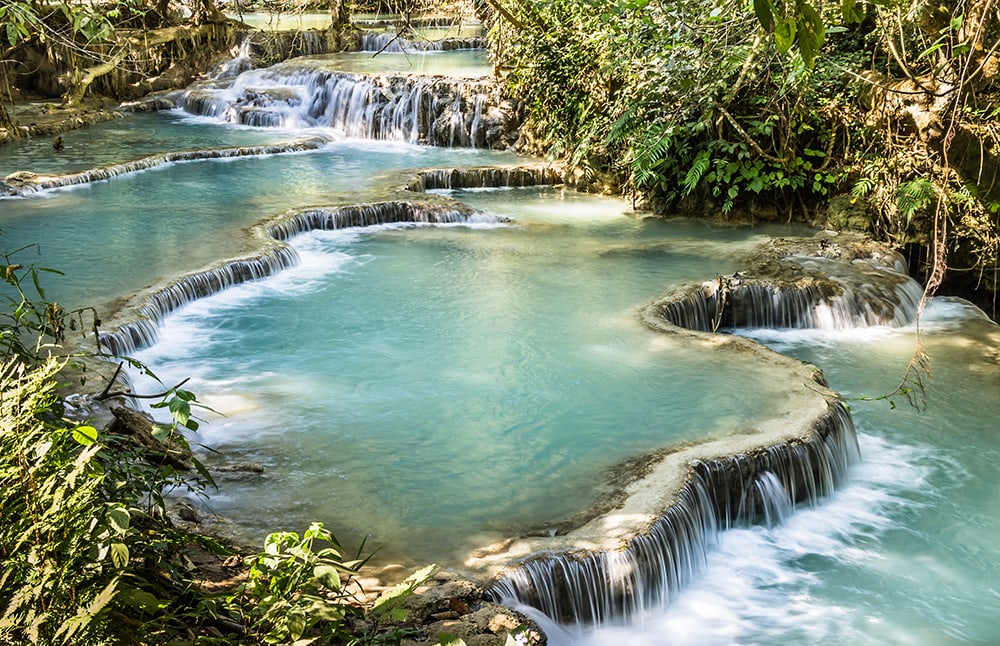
2,48,999,644
562,305,1000,645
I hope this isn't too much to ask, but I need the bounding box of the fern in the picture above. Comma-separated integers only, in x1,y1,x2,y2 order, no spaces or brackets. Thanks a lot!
683,150,711,196
629,124,674,189
896,177,936,225
852,175,877,198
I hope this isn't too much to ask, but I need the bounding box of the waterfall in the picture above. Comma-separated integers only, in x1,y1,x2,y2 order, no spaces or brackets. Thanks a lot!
1,139,330,196
213,38,254,79
98,200,497,356
358,32,487,52
649,256,923,332
177,65,518,148
353,17,475,29
487,403,859,626
266,200,493,241
98,246,299,356
410,166,564,191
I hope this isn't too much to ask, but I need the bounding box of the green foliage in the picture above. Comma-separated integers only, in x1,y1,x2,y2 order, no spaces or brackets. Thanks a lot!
751,0,863,68
236,522,434,645
0,1,120,50
2,245,67,362
896,177,937,226
489,0,853,214
0,358,123,643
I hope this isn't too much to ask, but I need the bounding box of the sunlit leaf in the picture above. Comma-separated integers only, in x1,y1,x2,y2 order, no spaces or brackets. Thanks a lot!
774,18,796,54
72,425,99,446
110,542,129,568
313,564,342,590
107,506,130,534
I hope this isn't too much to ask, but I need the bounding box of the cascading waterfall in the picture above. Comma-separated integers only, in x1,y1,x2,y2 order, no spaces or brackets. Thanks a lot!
410,165,564,191
98,246,300,356
177,65,517,148
651,256,923,332
266,200,491,241
213,38,254,79
488,403,859,626
0,138,330,196
358,32,487,52
353,17,473,29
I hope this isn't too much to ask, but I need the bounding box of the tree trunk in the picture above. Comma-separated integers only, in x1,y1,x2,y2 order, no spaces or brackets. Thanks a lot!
329,0,349,29
0,102,17,139
192,0,226,25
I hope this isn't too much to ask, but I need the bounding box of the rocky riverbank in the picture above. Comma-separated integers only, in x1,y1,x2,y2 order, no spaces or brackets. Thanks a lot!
0,98,125,145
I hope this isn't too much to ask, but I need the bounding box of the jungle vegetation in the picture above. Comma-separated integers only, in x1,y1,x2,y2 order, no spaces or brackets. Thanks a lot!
479,0,999,316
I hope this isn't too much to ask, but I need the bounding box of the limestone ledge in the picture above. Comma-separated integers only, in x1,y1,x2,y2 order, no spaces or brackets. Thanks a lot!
464,324,837,578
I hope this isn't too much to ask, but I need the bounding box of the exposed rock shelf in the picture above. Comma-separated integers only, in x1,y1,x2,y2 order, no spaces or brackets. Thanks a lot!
0,138,331,196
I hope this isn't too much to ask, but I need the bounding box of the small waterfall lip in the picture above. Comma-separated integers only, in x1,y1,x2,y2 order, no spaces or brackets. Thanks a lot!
0,137,333,197
358,31,487,53
352,17,481,30
402,165,566,193
646,235,925,333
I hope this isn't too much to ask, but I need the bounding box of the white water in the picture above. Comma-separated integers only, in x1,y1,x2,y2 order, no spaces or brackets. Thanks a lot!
556,301,1000,644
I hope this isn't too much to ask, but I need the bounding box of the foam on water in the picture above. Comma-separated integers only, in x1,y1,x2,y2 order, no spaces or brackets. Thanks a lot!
572,433,938,645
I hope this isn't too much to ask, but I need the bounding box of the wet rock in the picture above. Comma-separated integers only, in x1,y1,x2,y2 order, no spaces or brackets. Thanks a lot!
422,602,542,646
212,462,265,475
825,193,871,232
392,571,545,645
120,96,176,112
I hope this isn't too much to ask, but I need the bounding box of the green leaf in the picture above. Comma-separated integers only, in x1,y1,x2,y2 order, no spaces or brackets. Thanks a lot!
150,422,172,441
111,542,129,568
191,457,217,489
841,0,863,23
72,424,99,446
120,588,162,613
753,0,774,32
683,150,711,196
168,396,191,425
107,505,131,533
797,3,826,67
313,564,342,590
800,3,825,47
774,18,796,54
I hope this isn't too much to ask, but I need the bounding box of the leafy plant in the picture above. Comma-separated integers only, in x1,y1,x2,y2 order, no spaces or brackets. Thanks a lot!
235,522,436,645
0,358,124,644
